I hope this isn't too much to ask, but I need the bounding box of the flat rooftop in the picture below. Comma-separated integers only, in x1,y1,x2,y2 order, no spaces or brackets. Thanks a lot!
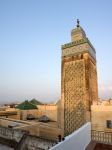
0,144,13,150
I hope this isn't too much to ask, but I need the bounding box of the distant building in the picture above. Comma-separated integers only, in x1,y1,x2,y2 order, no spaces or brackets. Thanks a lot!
91,101,112,132
16,100,37,110
30,99,43,105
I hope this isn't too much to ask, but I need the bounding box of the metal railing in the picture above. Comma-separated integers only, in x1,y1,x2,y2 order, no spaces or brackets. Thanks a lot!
92,130,112,144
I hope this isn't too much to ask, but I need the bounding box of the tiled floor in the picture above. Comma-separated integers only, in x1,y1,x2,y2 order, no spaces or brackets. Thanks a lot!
94,143,112,150
86,141,112,150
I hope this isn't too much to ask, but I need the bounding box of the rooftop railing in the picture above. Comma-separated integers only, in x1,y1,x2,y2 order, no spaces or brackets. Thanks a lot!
92,130,112,145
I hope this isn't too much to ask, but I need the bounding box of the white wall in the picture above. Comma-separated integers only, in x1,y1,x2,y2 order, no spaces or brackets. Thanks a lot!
50,122,91,150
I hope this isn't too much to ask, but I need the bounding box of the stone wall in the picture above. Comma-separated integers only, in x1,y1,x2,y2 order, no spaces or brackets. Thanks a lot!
91,104,112,132
0,117,30,128
15,104,57,122
20,109,38,120
16,122,62,140
0,126,57,150
0,118,62,140
15,123,40,136
37,104,57,121
0,109,20,120
0,126,25,142
19,135,56,150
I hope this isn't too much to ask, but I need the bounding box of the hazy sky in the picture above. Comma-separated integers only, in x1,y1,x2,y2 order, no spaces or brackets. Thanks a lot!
0,0,112,104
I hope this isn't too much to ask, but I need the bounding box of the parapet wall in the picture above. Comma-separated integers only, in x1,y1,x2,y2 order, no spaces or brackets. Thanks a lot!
0,126,56,150
0,126,25,142
0,117,62,140
0,121,91,150
50,122,91,150
19,135,56,150
37,104,57,121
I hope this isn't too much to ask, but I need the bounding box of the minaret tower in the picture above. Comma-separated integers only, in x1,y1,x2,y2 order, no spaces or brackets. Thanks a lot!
61,20,98,136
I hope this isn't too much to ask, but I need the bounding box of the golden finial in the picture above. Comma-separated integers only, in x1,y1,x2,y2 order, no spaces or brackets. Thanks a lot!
77,19,80,27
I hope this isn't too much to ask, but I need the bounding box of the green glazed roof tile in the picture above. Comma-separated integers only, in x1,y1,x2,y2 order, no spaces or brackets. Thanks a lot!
16,100,37,110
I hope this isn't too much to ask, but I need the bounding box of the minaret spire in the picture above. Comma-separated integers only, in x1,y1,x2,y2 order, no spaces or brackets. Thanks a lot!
77,19,80,27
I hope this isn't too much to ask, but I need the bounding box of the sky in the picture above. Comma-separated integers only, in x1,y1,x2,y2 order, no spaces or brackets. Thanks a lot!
0,0,112,104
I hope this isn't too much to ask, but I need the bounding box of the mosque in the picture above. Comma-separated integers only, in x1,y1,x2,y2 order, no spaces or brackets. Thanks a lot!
0,20,112,150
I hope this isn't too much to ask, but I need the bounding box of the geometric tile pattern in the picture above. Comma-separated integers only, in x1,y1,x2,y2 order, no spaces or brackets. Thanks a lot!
64,60,86,136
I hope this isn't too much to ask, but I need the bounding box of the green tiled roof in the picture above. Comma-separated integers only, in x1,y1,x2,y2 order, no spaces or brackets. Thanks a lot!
30,99,42,105
61,38,95,52
16,100,37,110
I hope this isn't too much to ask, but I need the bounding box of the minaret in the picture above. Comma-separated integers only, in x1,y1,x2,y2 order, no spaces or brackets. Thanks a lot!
61,20,98,136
